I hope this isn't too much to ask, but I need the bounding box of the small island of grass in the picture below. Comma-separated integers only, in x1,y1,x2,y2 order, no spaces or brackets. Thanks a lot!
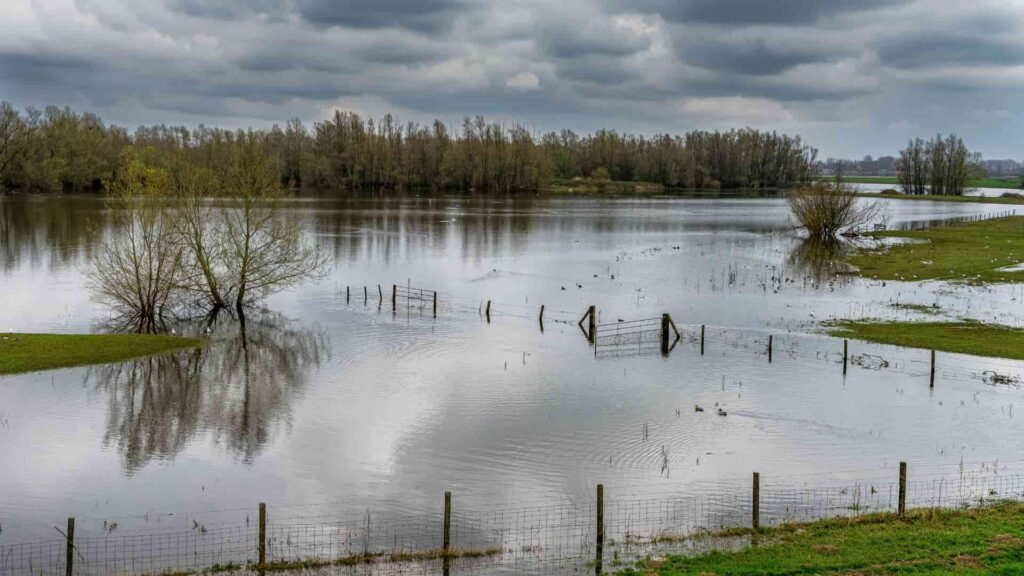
827,320,1024,361
847,215,1024,284
0,333,205,376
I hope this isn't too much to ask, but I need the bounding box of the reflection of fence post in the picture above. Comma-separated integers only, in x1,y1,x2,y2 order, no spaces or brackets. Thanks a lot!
65,517,75,576
767,335,773,363
898,462,907,516
752,472,760,531
701,325,705,355
930,350,935,387
661,314,670,355
443,491,452,552
843,339,848,375
595,484,604,575
433,292,438,318
258,502,266,566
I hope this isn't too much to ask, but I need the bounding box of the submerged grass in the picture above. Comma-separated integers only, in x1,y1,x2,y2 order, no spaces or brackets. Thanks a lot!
847,216,1024,284
0,333,205,375
827,320,1024,361
624,501,1024,576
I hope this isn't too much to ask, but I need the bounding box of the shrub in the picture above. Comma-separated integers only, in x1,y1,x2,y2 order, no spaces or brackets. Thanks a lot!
788,181,883,237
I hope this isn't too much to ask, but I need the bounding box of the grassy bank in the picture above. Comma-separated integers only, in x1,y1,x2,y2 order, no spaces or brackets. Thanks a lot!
826,320,1024,361
827,174,1024,190
545,178,665,194
847,216,1024,284
626,501,1024,575
856,192,1024,205
0,333,205,375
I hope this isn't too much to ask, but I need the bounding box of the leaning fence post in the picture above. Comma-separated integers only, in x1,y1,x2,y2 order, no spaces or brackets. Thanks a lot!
701,324,705,355
443,491,452,552
595,484,604,575
929,350,935,387
767,335,773,363
65,517,75,576
258,502,266,566
898,462,907,515
843,339,848,375
752,472,760,531
660,314,670,355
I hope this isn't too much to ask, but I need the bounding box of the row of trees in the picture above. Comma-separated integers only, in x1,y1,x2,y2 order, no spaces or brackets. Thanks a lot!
1,103,818,193
896,134,982,196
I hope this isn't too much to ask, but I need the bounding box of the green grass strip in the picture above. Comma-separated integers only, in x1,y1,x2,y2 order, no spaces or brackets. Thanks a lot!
827,320,1024,361
626,502,1024,576
847,216,1024,284
0,333,205,375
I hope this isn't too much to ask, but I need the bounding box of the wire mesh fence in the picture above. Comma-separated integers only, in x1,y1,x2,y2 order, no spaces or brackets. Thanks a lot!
6,459,1024,575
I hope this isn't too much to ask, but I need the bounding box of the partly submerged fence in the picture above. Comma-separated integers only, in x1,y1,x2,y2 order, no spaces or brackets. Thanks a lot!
5,459,1024,575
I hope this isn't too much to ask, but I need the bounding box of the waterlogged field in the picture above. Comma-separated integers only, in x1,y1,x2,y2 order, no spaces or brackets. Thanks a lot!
1,192,1024,572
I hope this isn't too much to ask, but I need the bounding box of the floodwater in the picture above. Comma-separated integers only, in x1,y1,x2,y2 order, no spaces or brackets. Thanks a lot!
1,191,1023,557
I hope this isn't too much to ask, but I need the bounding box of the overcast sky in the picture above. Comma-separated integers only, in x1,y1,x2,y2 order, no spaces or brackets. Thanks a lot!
1,0,1022,159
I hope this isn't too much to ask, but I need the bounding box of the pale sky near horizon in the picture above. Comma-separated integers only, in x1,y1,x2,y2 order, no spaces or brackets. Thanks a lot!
1,0,1022,159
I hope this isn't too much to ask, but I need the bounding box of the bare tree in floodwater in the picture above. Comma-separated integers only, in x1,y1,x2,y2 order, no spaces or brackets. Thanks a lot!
898,133,981,196
87,151,183,332
787,180,883,238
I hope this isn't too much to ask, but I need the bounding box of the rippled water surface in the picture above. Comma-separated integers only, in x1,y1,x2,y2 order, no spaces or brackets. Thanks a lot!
1,191,1023,546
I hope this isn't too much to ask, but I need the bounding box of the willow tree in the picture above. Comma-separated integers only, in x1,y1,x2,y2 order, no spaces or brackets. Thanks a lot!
87,150,183,331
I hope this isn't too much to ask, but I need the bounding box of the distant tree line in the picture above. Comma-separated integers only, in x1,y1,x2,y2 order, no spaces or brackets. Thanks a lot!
0,102,818,193
896,134,982,196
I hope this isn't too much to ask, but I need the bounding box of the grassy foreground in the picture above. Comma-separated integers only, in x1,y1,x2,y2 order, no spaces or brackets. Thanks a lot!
847,216,1024,284
827,320,1024,361
626,502,1024,576
831,174,1024,190
0,333,204,375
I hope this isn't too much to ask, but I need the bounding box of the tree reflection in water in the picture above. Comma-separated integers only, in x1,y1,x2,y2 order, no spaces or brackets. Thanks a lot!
88,309,329,473
787,236,858,285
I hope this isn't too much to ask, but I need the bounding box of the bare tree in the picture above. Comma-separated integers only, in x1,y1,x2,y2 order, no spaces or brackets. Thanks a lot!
217,144,329,312
897,138,927,195
787,180,884,238
87,151,183,331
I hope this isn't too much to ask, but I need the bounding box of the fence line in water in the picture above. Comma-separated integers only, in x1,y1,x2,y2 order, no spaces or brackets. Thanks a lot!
5,458,1024,575
334,281,1024,390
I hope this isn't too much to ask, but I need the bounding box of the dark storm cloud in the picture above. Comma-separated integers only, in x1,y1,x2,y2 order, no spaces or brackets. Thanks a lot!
877,35,1024,69
294,0,468,32
680,39,829,75
614,0,909,24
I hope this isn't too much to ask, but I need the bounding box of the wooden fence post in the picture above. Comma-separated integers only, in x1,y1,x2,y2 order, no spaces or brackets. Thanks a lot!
258,502,266,566
588,305,596,342
898,462,907,515
539,305,545,323
378,284,383,306
661,314,670,355
701,324,705,355
752,472,760,531
443,491,452,552
364,286,368,304
485,300,491,323
392,284,397,312
843,339,848,375
930,350,935,387
595,484,604,575
768,335,773,363
346,286,350,304
433,291,438,318
65,517,75,576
